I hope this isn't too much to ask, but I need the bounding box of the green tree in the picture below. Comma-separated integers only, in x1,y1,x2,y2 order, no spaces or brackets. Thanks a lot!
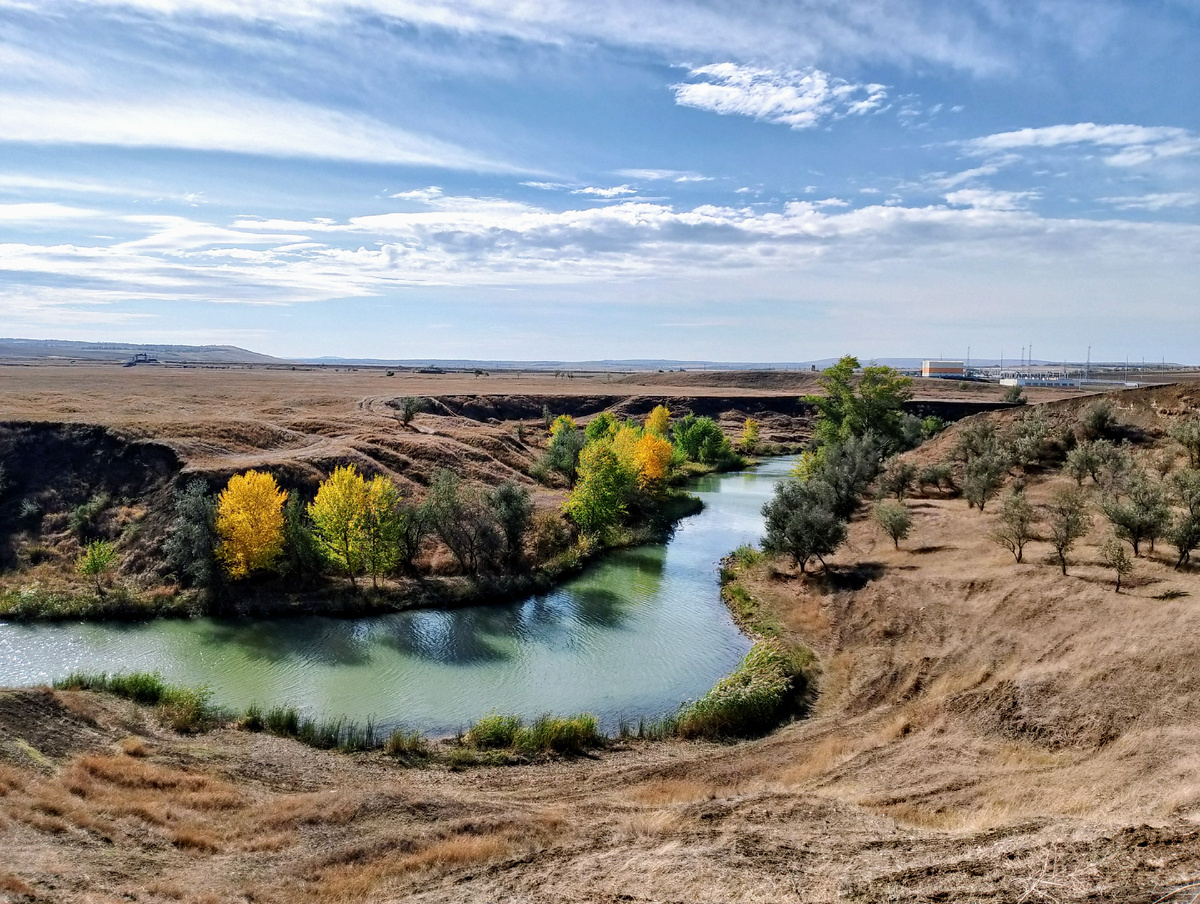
544,424,586,483
873,500,911,549
738,418,760,453
427,471,504,576
279,494,323,581
804,355,913,448
1043,486,1090,575
393,396,426,428
308,465,369,587
804,433,884,518
490,480,533,569
1101,470,1170,556
877,457,918,501
163,479,218,589
77,540,119,595
1170,415,1200,469
672,415,733,465
762,479,847,573
359,475,404,587
1100,535,1134,592
585,412,619,443
564,442,634,537
989,489,1037,563
963,452,1007,512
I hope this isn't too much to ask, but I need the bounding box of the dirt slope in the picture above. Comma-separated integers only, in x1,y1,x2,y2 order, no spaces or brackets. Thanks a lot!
3,383,1200,901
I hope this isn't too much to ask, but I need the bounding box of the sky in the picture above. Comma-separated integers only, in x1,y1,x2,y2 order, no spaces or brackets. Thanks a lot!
1,0,1198,363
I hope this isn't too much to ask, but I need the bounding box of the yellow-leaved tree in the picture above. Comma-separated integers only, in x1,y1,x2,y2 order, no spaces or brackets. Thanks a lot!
632,433,673,488
610,423,642,473
308,464,369,587
739,417,760,452
644,405,671,437
549,414,576,441
216,470,288,579
359,475,403,587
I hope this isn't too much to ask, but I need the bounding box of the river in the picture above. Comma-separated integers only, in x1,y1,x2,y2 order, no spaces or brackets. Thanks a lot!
0,457,793,734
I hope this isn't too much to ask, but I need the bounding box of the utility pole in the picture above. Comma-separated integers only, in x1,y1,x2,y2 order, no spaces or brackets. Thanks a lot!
1086,346,1090,383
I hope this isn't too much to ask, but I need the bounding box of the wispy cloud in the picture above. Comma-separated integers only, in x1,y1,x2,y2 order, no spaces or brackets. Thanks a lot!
0,93,522,171
672,64,887,130
615,169,712,183
945,188,1039,210
571,185,637,197
967,123,1200,166
1102,191,1200,210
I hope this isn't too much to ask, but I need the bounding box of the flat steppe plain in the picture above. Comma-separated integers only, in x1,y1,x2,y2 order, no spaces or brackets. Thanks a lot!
1,367,1199,902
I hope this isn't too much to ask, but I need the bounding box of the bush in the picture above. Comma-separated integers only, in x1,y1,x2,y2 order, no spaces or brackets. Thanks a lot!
69,492,111,538
921,416,947,439
542,424,586,483
1080,399,1118,440
393,396,426,427
963,452,1007,512
917,463,954,495
77,540,119,594
466,714,522,749
1101,470,1170,556
279,494,323,580
873,501,911,549
989,489,1037,563
676,642,793,739
164,480,219,589
762,478,847,573
463,713,603,754
490,481,533,569
529,510,571,563
807,433,884,518
428,471,505,575
877,458,917,501
672,415,734,466
1100,535,1134,592
585,412,618,443
1001,384,1027,404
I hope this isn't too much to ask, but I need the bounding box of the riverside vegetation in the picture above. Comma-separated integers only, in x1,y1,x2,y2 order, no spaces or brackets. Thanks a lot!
0,404,750,621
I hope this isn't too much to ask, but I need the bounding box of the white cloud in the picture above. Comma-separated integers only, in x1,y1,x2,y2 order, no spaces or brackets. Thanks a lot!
571,185,637,197
0,93,521,171
672,64,887,130
0,202,102,221
1102,192,1200,211
615,169,712,183
967,123,1200,166
522,181,571,190
945,188,1039,210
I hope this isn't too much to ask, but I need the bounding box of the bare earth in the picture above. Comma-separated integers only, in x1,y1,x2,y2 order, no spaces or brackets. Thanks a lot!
2,371,1200,901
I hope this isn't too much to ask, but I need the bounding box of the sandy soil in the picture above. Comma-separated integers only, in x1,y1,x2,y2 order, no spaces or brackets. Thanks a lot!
2,383,1200,901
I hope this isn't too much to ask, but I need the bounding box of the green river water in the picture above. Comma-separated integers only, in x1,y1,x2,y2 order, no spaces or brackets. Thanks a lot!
0,457,794,734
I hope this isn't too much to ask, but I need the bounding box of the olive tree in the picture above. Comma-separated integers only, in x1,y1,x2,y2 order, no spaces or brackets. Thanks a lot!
1043,486,1090,575
873,501,911,549
989,489,1038,563
762,479,847,573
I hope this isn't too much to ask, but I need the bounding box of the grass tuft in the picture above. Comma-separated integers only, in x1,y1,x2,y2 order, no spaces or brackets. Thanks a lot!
53,671,214,732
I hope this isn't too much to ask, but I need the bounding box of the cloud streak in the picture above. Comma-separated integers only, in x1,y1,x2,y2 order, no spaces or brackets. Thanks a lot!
672,64,887,129
967,123,1200,166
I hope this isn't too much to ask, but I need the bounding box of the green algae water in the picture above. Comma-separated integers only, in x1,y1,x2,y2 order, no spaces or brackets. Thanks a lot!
0,458,794,734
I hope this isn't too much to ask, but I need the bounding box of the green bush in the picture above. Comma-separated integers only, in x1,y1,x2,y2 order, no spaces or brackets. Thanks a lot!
53,671,214,732
463,713,603,754
466,714,522,749
69,492,112,537
676,642,793,739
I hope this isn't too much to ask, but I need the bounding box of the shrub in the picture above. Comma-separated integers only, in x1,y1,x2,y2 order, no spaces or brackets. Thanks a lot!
676,642,793,739
394,396,426,427
989,489,1038,563
1168,513,1200,569
466,714,522,749
279,494,323,580
807,433,884,518
1064,442,1103,485
77,540,119,594
1001,384,1027,404
19,497,41,522
543,424,586,483
1043,486,1090,575
69,492,111,538
164,480,218,589
873,501,911,549
877,458,917,501
1170,415,1200,469
762,478,847,573
672,415,734,466
921,415,947,439
1080,399,1118,440
528,510,571,563
1004,407,1049,470
1100,535,1134,592
215,470,288,579
963,452,1007,512
428,471,505,576
1101,470,1170,556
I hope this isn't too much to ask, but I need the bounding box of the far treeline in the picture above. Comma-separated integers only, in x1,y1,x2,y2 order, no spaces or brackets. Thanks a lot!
761,355,1200,592
21,403,757,615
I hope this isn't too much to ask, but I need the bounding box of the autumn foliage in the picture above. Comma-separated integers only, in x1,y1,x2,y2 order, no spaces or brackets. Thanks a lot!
216,470,288,579
633,433,672,487
644,405,671,436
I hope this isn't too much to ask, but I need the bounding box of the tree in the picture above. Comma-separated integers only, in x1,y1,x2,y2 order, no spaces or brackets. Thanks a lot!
308,465,369,587
963,452,1007,512
917,463,954,495
1080,399,1118,441
762,479,847,573
632,433,673,488
164,479,218,589
427,471,504,576
1101,470,1170,556
738,418,760,453
1064,442,1102,485
564,442,634,537
77,540,118,595
489,480,533,569
393,499,431,575
877,457,917,501
394,396,426,428
215,470,288,579
359,476,404,587
1043,486,1090,575
1004,407,1049,470
1167,469,1200,568
804,356,913,448
585,412,619,443
279,494,323,581
672,415,732,465
549,414,577,440
990,489,1037,563
544,423,586,483
644,405,671,437
1100,535,1134,592
806,433,885,518
1170,415,1200,469
873,501,911,549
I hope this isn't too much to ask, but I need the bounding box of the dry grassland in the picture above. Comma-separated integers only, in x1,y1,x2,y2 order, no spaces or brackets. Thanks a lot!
1,376,1200,901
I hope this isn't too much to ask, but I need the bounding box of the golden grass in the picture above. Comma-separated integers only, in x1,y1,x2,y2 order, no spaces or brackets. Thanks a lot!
0,872,34,896
118,736,150,757
627,778,727,806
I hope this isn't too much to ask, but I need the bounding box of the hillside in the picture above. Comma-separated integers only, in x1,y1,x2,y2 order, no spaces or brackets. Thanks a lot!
1,383,1200,900
0,339,285,365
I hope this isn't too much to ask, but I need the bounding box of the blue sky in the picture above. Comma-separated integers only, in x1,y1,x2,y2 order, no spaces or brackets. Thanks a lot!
1,0,1198,362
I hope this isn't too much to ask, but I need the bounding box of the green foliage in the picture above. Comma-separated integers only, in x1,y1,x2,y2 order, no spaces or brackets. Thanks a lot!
1170,415,1200,469
1101,470,1170,556
1004,407,1050,470
393,498,431,575
19,497,41,522
917,463,954,494
54,671,213,732
873,500,912,549
164,479,218,589
394,396,427,427
563,442,635,537
428,470,505,575
585,412,618,443
253,704,379,752
921,416,947,439
541,423,586,483
69,492,111,538
279,494,323,580
676,642,793,739
762,478,847,573
738,418,760,452
1001,384,1027,404
528,509,571,563
805,433,885,518
804,355,914,449
490,480,533,569
1168,513,1200,569
76,540,119,594
963,452,1007,512
308,465,369,585
463,713,604,754
466,714,522,749
1080,399,1118,440
1065,441,1104,485
384,729,429,759
729,543,762,569
877,457,917,501
1100,535,1134,591
989,489,1038,563
672,414,734,465
358,475,404,587
1043,486,1090,575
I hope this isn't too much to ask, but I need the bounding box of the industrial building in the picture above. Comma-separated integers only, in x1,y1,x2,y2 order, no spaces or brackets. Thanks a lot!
921,360,965,378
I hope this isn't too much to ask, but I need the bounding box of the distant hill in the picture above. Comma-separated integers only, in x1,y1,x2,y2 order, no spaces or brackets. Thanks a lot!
0,339,287,365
